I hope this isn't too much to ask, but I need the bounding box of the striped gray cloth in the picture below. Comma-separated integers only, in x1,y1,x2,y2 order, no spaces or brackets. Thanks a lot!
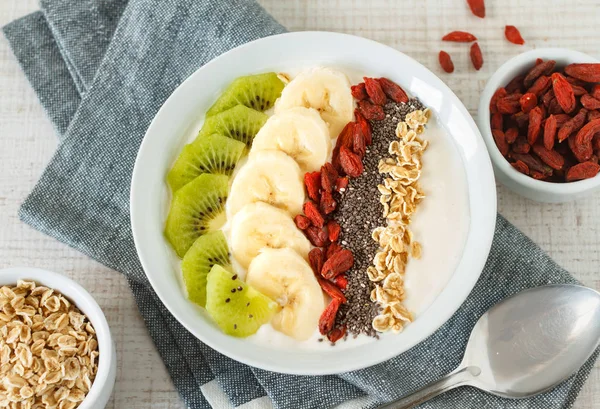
2,1,597,408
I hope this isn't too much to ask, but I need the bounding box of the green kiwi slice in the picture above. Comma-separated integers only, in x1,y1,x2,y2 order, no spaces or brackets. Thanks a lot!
167,133,245,192
197,105,267,147
165,173,228,258
182,231,231,307
206,73,285,117
206,264,278,337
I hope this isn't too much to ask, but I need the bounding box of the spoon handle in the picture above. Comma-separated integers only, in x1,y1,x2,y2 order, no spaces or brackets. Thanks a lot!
378,366,477,409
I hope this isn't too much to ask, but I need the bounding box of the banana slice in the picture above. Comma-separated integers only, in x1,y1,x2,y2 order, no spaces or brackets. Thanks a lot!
251,107,331,173
247,248,325,340
226,150,304,219
275,67,354,138
230,202,311,268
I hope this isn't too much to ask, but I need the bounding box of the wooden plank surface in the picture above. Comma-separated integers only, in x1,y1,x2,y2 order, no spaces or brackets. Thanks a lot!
0,0,598,407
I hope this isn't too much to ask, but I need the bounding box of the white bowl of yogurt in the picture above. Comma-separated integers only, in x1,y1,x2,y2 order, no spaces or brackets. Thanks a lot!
130,31,496,374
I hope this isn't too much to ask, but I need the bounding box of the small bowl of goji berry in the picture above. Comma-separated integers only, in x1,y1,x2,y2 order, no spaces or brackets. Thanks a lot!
478,48,600,203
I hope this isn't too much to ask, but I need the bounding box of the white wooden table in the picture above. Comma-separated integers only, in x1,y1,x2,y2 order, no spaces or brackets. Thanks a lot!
0,1,598,408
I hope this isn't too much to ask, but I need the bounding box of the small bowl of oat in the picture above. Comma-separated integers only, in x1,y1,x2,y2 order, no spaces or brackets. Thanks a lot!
0,267,116,409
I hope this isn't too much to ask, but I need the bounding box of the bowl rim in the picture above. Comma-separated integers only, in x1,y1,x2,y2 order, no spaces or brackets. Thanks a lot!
478,47,600,194
0,267,115,408
130,31,497,375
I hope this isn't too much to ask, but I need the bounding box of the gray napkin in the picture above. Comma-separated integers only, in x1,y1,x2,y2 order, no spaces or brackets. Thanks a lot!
3,1,598,408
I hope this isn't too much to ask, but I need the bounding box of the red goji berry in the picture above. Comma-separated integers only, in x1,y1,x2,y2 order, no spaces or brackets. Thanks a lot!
505,25,525,45
470,42,483,70
527,75,551,97
492,129,509,156
564,63,600,83
506,75,525,94
520,93,538,114
303,201,324,228
352,122,366,157
327,325,346,343
308,248,325,277
304,171,321,202
339,146,364,178
466,0,485,18
511,160,530,175
491,112,503,131
505,127,519,144
364,77,387,106
543,115,557,150
490,87,507,113
351,83,368,100
527,106,543,145
305,226,328,247
439,51,454,73
317,277,347,303
294,214,311,230
566,161,600,181
335,176,349,192
378,78,409,104
321,249,354,280
551,73,576,113
532,144,565,170
442,31,477,42
333,274,348,290
558,109,588,142
320,163,338,193
581,94,600,110
318,299,341,335
524,61,556,88
326,242,343,259
326,220,341,242
357,100,385,120
320,190,337,215
354,110,372,145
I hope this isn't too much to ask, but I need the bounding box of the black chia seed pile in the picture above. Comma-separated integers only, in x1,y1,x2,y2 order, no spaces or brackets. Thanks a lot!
333,99,426,339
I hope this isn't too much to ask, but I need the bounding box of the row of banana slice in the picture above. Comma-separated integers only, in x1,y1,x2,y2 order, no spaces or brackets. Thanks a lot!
226,67,354,340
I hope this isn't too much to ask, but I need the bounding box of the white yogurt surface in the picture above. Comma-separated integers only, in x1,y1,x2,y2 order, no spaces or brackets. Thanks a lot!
164,70,470,350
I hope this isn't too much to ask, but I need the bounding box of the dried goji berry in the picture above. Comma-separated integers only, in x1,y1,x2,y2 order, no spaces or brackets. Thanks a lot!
581,94,600,110
543,115,557,150
527,75,551,97
332,147,343,175
333,274,348,290
320,163,338,193
303,201,324,228
442,31,477,42
320,190,337,215
541,89,555,107
575,119,600,146
520,93,537,114
571,84,588,97
532,144,565,170
568,132,593,163
466,0,485,18
317,277,347,303
513,111,529,129
535,58,544,66
304,171,321,202
554,114,572,127
593,133,600,151
551,73,576,113
305,226,328,247
439,51,454,73
354,110,372,145
510,152,552,176
524,61,556,88
470,42,483,70
492,129,509,156
351,83,368,100
530,170,548,180
558,109,588,142
512,137,531,154
335,176,349,192
506,75,525,94
592,85,600,100
339,146,364,177
491,112,503,131
490,87,507,113
326,220,341,242
364,77,387,106
327,325,346,343
565,161,600,181
564,63,600,83
527,106,543,145
505,25,525,45
497,96,522,114
326,241,342,259
318,298,341,335
505,127,519,144
294,214,311,230
352,122,367,157
378,78,409,104
589,110,600,122
308,248,325,276
357,100,385,120
321,249,354,280
511,160,530,175
547,98,564,115
335,123,355,152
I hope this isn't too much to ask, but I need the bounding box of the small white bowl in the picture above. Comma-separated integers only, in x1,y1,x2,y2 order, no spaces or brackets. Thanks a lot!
478,48,600,203
0,267,116,409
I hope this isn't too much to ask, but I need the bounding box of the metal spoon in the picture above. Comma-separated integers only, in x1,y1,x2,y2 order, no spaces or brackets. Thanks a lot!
380,284,600,409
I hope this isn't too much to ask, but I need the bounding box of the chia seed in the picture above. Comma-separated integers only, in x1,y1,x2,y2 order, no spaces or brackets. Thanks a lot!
334,99,425,338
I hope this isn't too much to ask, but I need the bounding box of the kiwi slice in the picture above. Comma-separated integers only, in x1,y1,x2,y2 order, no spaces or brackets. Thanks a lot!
182,231,231,307
197,105,267,147
206,73,285,116
206,264,278,337
167,133,245,192
165,173,228,258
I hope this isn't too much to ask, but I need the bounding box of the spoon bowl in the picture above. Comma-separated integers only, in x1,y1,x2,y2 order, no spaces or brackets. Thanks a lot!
381,284,600,408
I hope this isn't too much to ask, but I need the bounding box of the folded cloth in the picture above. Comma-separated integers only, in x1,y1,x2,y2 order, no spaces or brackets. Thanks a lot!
3,1,598,408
